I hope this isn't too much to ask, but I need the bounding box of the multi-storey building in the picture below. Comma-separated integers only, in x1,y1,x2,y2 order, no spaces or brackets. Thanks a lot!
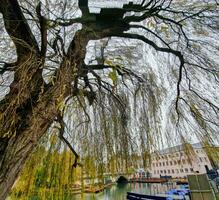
150,143,213,178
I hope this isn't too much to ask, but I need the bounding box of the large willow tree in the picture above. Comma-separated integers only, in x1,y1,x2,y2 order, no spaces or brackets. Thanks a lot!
0,0,218,199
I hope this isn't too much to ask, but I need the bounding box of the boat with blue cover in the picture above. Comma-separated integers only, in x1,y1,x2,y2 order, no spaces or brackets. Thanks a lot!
127,192,187,200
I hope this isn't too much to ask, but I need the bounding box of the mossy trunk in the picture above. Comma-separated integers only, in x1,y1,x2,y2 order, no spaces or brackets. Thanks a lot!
0,123,51,200
0,31,90,199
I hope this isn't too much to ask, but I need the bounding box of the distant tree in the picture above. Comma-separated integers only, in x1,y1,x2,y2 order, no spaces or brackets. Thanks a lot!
0,0,218,198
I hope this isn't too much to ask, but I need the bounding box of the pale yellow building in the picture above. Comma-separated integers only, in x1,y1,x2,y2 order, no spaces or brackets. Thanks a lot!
150,143,213,178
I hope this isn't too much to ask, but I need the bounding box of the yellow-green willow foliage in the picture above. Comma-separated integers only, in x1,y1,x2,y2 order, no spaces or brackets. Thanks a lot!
10,134,81,200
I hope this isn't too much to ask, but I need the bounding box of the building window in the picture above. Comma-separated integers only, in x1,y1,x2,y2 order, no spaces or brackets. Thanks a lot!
157,170,159,174
185,168,188,173
199,157,202,162
172,169,174,174
182,159,186,164
156,163,158,167
170,161,173,165
168,170,170,174
190,168,194,172
204,157,207,162
164,170,166,174
166,161,168,166
160,170,163,174
180,169,184,173
154,171,156,174
174,161,177,165
163,162,165,166
176,169,179,173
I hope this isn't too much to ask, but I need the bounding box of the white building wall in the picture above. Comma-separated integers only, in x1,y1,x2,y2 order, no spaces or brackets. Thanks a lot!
150,148,213,178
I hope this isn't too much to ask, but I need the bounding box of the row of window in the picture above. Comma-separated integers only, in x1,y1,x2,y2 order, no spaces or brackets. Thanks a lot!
152,150,204,161
152,157,208,167
154,168,194,175
152,159,187,167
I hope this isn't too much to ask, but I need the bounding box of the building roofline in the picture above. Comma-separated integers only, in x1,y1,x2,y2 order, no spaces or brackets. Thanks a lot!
152,142,204,155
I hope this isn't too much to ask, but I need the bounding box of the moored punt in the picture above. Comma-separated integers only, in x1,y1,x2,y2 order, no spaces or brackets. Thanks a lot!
127,192,186,200
84,182,115,193
84,186,104,193
129,178,168,183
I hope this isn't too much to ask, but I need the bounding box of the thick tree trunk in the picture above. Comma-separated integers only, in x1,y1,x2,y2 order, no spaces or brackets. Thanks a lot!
0,83,66,199
0,82,65,199
0,30,90,199
0,86,59,199
0,123,51,200
0,1,94,197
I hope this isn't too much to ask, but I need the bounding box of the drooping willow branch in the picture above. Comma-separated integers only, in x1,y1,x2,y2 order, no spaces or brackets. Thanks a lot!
108,32,185,116
55,113,81,168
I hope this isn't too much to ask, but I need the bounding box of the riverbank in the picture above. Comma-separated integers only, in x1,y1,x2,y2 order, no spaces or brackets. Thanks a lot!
67,182,116,194
81,177,188,194
9,182,181,199
72,182,180,200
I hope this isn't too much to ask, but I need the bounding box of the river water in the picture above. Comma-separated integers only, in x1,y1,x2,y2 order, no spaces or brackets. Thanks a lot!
72,182,176,200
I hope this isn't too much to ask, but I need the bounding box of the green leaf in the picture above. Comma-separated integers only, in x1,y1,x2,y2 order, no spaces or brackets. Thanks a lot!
108,68,117,85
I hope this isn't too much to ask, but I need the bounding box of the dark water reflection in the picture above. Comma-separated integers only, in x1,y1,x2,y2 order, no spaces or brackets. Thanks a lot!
72,182,176,200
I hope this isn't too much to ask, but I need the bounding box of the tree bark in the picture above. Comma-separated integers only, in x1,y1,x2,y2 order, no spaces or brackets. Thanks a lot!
0,120,52,200
0,29,90,199
0,82,58,199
